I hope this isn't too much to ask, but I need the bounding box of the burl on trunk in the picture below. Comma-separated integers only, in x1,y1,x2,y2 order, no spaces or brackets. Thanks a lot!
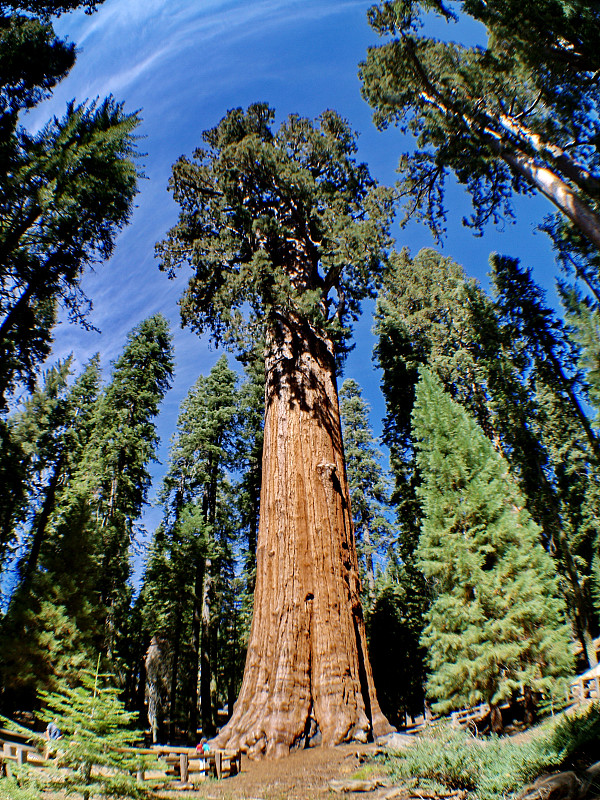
214,315,391,757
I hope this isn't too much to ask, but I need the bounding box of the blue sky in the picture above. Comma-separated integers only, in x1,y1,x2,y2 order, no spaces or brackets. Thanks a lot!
29,0,560,568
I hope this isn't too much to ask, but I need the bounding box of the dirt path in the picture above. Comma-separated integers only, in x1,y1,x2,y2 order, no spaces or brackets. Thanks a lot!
161,742,389,800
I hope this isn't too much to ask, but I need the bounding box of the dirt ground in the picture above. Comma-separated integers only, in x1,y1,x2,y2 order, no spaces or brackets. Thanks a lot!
160,742,390,800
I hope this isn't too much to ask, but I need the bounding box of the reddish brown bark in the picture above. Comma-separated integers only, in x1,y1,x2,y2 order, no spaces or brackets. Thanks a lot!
213,314,391,757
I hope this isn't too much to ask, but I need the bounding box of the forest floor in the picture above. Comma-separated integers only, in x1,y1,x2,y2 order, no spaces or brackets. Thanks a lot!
158,740,398,800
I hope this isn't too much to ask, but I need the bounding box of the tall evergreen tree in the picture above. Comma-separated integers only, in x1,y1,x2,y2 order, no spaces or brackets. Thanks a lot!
72,314,173,662
339,377,394,605
0,0,138,407
0,356,101,709
490,254,600,665
235,347,265,597
0,316,173,709
413,369,573,731
0,99,140,407
157,103,394,755
142,355,240,739
375,247,599,666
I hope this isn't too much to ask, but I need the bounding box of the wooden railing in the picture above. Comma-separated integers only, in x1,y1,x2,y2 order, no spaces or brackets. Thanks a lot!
571,674,600,703
147,745,241,783
0,726,241,785
450,703,489,729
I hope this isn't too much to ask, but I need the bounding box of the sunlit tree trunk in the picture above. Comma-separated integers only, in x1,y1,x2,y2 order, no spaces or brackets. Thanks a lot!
214,314,391,757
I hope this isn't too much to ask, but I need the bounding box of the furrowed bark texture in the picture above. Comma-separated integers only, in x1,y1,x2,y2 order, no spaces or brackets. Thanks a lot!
214,315,391,757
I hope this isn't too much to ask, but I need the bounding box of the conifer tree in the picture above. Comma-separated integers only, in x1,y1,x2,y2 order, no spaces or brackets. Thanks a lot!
0,356,100,710
375,247,600,667
67,314,173,661
413,369,573,731
158,103,394,754
37,668,156,800
360,1,600,254
490,255,600,666
142,355,240,738
235,348,265,597
0,0,139,407
0,317,173,709
339,377,394,605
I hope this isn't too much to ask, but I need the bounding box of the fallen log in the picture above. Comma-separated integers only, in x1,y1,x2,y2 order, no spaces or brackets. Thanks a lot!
516,761,600,800
329,778,387,793
382,788,466,800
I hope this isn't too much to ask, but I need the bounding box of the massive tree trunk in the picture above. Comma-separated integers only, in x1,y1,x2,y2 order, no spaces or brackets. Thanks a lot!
213,314,391,758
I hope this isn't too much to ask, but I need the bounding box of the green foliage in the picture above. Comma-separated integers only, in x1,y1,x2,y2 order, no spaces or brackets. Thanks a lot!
385,705,600,799
367,572,427,725
385,725,561,800
140,355,246,737
0,317,173,710
0,97,140,406
0,771,43,800
375,246,599,667
340,377,395,603
413,369,574,714
157,103,394,358
234,347,265,599
550,703,600,768
360,0,600,300
37,668,158,799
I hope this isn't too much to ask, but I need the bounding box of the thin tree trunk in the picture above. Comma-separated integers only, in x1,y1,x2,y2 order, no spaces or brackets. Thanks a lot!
19,451,64,586
169,612,182,741
189,555,205,739
200,556,215,737
362,525,376,606
489,702,503,734
213,314,391,757
523,686,537,727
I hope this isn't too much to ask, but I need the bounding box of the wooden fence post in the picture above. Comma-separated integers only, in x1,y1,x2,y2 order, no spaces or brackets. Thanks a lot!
179,752,189,783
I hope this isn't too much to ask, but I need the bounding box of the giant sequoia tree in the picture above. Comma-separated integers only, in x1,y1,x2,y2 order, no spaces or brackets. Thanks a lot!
157,103,393,756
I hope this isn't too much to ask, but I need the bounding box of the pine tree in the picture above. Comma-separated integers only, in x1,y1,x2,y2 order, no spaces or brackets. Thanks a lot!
0,0,138,406
235,347,265,598
339,377,394,606
37,668,156,800
413,369,573,731
0,356,100,711
142,355,240,739
367,571,427,727
360,1,600,253
68,314,173,661
491,254,600,667
375,247,600,668
0,316,173,711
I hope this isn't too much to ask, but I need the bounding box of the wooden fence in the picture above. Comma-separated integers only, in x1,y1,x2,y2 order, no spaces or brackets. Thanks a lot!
0,727,241,786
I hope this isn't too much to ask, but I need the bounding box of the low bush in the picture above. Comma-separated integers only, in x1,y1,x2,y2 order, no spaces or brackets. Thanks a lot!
382,707,600,800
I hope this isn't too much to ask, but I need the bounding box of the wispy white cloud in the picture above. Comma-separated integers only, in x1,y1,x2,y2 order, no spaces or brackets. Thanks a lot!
53,0,366,100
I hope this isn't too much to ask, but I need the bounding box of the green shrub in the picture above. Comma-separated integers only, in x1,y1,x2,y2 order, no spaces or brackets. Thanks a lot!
0,770,42,800
549,702,600,768
384,724,561,800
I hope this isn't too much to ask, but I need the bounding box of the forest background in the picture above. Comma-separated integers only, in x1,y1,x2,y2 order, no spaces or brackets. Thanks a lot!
1,0,596,745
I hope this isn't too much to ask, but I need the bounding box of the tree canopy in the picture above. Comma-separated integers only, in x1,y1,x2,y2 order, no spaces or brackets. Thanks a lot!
157,102,394,356
360,0,600,258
